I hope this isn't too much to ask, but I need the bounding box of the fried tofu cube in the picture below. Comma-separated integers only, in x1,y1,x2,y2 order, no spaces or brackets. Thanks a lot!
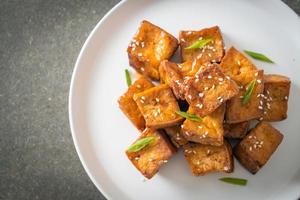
126,128,176,179
179,26,224,63
182,105,225,146
133,84,184,129
262,74,291,121
164,126,188,148
225,70,264,123
224,121,249,139
185,63,239,117
220,47,257,86
118,77,154,131
159,59,204,100
234,122,283,174
127,20,178,80
159,60,186,100
183,141,233,176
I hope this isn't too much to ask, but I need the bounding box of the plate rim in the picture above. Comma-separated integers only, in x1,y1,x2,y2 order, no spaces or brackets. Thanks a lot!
68,0,127,199
68,0,300,199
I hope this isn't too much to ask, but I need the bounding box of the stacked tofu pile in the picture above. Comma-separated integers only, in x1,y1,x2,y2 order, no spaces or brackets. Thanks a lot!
119,20,290,179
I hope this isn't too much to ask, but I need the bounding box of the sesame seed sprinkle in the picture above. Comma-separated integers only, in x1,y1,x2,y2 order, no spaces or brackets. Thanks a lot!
257,79,262,84
155,98,160,103
208,75,212,79
188,95,192,99
258,106,263,110
255,72,258,77
141,67,145,72
196,103,203,109
284,96,288,100
199,93,204,97
141,96,145,100
136,84,141,88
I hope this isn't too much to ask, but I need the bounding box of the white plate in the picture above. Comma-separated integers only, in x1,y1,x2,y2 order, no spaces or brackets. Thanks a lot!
69,0,300,199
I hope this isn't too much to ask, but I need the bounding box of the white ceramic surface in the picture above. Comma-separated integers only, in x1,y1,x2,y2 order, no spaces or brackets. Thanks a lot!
69,0,300,199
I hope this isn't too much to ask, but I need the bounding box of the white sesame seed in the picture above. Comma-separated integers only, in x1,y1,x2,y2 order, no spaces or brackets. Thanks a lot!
198,125,203,129
255,72,258,77
135,157,139,160
259,117,263,121
141,67,145,72
257,79,262,84
249,146,253,151
207,149,211,154
155,98,160,103
284,96,288,100
211,60,216,63
211,85,215,89
188,95,192,99
136,84,141,88
237,60,241,66
220,98,224,103
163,160,168,163
197,54,203,59
181,38,186,42
257,94,261,98
187,31,192,35
141,96,145,100
140,99,144,103
218,77,224,82
137,53,143,57
178,64,183,69
204,87,209,91
240,96,244,99
208,53,212,57
212,48,216,52
259,100,263,105
224,166,229,171
226,76,230,80
258,106,263,110
249,136,253,139
208,75,212,79
198,93,204,97
264,111,267,114
254,144,257,149
196,103,203,109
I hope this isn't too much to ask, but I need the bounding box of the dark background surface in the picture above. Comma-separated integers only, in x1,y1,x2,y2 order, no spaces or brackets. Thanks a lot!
0,1,299,199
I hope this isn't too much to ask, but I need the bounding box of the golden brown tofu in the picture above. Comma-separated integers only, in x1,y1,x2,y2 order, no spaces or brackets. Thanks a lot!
220,47,257,86
224,121,249,139
185,63,239,117
126,128,176,179
226,70,264,123
183,141,233,176
127,20,178,80
234,122,283,174
164,126,188,148
181,105,225,146
133,84,184,129
179,26,224,63
159,59,205,100
118,77,154,131
262,74,291,121
158,60,186,100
